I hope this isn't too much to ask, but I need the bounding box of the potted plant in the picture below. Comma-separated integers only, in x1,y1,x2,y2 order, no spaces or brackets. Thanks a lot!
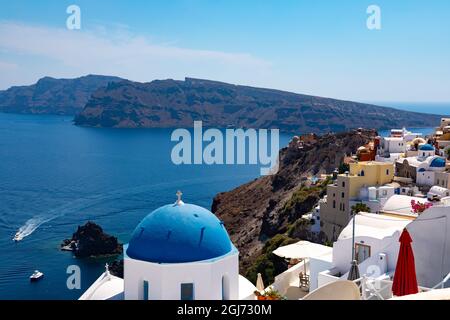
254,291,266,300
254,286,286,300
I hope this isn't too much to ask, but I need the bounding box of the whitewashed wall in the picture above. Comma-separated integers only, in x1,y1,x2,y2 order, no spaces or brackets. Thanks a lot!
124,246,239,300
335,206,450,289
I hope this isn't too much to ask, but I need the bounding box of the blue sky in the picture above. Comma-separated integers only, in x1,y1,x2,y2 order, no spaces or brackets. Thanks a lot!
0,0,449,103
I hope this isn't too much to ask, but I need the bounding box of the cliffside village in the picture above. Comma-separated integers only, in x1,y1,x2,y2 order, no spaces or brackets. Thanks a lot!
313,118,450,241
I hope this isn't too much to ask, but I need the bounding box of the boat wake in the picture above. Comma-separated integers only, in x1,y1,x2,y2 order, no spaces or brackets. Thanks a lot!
13,217,50,241
11,173,254,241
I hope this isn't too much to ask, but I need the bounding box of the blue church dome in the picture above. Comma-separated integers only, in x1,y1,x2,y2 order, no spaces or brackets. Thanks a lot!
419,144,434,151
430,157,446,168
126,199,234,264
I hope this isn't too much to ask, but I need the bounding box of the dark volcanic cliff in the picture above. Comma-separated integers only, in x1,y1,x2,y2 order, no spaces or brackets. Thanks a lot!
211,129,377,273
74,77,441,133
0,75,123,115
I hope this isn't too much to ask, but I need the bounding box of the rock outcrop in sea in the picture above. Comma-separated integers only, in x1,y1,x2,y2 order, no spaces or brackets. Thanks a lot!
61,221,123,258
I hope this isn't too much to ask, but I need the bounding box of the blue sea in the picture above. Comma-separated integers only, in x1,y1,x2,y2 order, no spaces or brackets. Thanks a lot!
0,113,290,300
373,102,450,116
0,107,440,299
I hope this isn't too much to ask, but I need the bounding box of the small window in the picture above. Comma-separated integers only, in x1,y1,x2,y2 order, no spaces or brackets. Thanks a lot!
386,169,390,175
143,280,149,300
341,192,345,198
355,243,371,264
342,203,345,212
360,170,365,176
181,283,194,300
342,181,345,188
333,200,336,209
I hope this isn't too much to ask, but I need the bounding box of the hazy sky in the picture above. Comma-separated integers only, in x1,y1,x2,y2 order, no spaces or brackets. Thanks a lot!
0,0,449,103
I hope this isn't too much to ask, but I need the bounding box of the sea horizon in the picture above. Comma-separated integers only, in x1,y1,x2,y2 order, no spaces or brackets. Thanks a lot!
369,101,450,116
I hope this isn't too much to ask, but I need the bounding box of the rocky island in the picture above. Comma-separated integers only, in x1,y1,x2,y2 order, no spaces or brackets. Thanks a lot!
61,221,122,258
0,75,123,115
1,75,442,134
73,77,441,134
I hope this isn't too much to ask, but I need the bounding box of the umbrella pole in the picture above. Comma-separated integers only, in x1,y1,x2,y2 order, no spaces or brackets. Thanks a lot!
351,210,356,262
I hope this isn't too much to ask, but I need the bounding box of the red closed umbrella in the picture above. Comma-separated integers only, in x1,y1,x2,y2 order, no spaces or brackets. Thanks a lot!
392,228,419,296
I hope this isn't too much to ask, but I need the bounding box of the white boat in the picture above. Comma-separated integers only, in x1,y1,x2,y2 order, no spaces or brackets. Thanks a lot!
30,270,44,282
13,232,23,242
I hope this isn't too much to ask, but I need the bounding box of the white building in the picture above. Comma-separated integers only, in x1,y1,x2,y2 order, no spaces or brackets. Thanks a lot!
376,128,422,162
396,185,421,197
382,194,429,217
389,128,422,142
416,156,447,187
307,198,450,299
302,203,321,234
427,186,450,201
396,144,447,187
80,193,257,300
327,213,410,279
380,137,406,154
350,185,396,213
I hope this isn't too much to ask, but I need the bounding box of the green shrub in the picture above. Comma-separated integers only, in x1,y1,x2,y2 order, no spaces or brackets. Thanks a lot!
245,234,296,285
351,202,370,213
286,218,309,237
324,240,334,247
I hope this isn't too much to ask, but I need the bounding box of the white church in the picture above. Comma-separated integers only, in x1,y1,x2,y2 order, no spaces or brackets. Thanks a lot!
79,192,258,300
396,143,447,187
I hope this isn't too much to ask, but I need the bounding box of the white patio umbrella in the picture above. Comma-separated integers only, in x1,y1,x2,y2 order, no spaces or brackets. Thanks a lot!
273,241,332,260
256,273,265,292
273,241,333,273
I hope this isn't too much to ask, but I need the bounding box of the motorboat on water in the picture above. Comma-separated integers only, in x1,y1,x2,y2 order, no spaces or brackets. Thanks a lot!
30,270,44,282
13,232,24,242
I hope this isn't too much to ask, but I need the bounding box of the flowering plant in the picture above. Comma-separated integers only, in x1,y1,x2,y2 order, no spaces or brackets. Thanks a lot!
411,200,432,214
254,287,286,300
